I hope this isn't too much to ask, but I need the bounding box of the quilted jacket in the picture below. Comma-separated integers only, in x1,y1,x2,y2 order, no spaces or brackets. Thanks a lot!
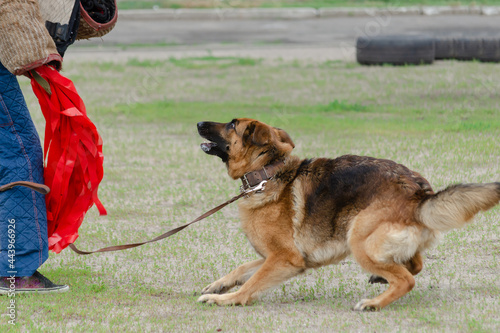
0,62,48,277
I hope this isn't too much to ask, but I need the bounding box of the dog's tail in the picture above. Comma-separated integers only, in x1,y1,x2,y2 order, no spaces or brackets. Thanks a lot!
417,182,500,232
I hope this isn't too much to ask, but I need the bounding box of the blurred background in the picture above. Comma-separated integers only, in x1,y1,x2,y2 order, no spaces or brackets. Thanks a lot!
70,0,500,63
16,1,500,331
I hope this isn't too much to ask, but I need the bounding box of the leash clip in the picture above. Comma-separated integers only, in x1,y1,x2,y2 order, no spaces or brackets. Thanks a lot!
241,180,267,197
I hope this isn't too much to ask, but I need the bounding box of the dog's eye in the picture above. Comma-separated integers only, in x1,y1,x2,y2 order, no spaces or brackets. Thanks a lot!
229,122,235,130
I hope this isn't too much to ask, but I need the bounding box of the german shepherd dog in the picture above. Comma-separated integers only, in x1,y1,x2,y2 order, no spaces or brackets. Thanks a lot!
197,118,500,311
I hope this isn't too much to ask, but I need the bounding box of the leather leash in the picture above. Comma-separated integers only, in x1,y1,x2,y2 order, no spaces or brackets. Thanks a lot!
68,181,268,255
1,167,279,255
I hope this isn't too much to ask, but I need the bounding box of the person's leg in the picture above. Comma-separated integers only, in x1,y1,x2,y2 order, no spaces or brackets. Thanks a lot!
0,62,67,293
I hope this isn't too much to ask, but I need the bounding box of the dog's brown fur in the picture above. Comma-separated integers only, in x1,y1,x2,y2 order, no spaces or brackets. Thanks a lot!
197,118,500,311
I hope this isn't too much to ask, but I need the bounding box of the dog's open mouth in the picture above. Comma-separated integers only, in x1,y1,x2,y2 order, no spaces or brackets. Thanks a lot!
200,140,228,161
200,142,217,153
198,121,229,162
199,139,228,161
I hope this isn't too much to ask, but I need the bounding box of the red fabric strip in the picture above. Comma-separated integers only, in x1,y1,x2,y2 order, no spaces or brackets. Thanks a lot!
30,65,107,253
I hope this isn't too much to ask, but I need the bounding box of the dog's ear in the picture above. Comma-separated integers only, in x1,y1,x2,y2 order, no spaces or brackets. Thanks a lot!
275,128,295,149
244,121,271,146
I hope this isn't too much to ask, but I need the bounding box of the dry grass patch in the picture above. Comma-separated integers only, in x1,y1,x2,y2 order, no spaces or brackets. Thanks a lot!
5,57,499,332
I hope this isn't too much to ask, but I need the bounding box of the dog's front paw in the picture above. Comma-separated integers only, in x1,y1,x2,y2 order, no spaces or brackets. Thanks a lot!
197,292,249,306
197,294,222,305
201,281,230,295
353,299,380,312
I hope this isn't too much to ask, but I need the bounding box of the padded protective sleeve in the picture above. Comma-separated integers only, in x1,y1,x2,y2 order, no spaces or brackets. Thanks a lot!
0,0,62,75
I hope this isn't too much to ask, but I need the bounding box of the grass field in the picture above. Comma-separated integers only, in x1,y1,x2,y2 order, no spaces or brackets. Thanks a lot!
117,0,500,10
3,56,499,332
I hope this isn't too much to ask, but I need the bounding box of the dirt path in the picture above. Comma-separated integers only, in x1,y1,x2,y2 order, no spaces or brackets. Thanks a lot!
79,15,500,46
68,14,500,63
67,44,356,63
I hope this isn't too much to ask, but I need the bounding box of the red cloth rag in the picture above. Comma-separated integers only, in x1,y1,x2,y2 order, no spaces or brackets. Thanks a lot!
30,65,107,253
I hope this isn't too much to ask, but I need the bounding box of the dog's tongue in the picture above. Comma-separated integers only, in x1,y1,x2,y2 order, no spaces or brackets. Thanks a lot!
201,142,216,152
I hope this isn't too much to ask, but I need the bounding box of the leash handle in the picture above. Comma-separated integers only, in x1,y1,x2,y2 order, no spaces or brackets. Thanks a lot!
0,181,50,195
68,184,262,255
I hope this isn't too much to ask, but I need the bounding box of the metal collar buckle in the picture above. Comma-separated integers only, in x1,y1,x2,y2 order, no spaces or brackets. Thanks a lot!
262,165,270,179
241,174,251,189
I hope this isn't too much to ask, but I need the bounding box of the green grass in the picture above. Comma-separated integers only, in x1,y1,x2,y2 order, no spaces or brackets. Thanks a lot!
166,56,261,69
117,0,500,10
105,99,500,135
4,56,499,332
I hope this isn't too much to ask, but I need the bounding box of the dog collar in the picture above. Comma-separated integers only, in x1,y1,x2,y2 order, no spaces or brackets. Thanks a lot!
240,160,285,191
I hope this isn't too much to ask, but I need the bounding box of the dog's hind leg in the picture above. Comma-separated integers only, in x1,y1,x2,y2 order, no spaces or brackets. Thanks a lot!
354,261,414,311
368,252,423,285
201,259,264,295
405,252,423,275
368,275,388,284
198,255,305,306
350,225,416,311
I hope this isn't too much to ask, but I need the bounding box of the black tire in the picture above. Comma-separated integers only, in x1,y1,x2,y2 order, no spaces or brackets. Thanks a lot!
356,35,435,66
478,38,500,62
434,37,455,60
434,37,500,62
